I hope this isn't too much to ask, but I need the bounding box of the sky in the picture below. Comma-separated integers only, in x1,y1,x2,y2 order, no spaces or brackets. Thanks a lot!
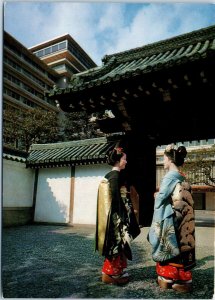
3,1,215,66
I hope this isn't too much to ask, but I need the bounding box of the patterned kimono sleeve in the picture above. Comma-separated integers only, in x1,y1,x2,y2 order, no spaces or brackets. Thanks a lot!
148,175,181,262
154,177,179,209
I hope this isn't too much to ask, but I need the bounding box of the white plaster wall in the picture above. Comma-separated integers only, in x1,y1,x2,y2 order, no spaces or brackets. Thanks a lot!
73,164,111,225
3,159,34,207
34,167,71,223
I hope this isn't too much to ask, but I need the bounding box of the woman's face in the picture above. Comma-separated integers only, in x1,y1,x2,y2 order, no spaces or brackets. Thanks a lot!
163,154,171,170
119,153,127,170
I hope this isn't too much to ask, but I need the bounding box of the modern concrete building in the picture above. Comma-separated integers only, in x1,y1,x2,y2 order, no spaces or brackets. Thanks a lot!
3,31,60,148
3,31,97,149
4,31,60,113
29,33,97,88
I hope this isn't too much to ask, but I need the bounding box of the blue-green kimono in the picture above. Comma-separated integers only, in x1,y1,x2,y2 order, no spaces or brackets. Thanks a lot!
148,170,196,269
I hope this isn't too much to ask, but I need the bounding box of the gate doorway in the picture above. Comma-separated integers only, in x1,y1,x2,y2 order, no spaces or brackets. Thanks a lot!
49,25,215,225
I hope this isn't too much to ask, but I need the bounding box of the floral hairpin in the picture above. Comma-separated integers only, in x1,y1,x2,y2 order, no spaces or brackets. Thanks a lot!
165,144,175,152
114,147,123,154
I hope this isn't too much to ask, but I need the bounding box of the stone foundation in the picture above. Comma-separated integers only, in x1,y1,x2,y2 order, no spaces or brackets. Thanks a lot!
3,207,33,227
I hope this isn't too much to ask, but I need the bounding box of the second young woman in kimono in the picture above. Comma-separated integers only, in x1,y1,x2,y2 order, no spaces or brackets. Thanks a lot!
148,144,196,293
95,146,140,285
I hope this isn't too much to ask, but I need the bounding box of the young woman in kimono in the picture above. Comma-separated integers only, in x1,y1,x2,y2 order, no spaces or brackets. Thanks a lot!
148,144,196,293
95,146,140,285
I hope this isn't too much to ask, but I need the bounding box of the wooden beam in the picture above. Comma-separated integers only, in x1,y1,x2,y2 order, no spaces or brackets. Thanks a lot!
69,165,75,225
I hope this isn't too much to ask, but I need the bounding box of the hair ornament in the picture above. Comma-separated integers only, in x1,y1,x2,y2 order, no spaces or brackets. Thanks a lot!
165,144,175,152
114,147,123,155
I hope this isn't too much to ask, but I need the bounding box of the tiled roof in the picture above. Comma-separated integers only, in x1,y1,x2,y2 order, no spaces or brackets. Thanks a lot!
3,153,26,163
26,137,118,168
49,25,215,95
3,147,28,163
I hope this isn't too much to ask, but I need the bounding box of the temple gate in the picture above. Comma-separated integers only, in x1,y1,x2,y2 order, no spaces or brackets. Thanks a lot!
48,25,215,225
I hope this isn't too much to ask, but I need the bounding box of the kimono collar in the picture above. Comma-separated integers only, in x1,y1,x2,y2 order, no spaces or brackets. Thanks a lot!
112,166,120,172
166,170,185,181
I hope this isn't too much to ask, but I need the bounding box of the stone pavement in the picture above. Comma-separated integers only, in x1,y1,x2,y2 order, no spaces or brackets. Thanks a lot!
195,210,215,227
2,224,215,299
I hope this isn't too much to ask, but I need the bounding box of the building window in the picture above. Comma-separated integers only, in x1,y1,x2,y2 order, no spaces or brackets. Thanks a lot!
44,47,52,55
59,41,66,50
33,40,67,58
52,64,66,71
37,50,44,57
52,44,58,52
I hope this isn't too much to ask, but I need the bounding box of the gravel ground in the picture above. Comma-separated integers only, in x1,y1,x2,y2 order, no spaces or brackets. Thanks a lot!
2,224,214,299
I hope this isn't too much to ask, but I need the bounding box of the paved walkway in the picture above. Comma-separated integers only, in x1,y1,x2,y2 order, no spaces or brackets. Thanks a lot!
2,224,214,299
195,210,215,227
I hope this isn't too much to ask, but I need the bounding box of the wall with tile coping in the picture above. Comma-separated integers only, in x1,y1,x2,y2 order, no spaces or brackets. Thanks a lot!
3,158,214,227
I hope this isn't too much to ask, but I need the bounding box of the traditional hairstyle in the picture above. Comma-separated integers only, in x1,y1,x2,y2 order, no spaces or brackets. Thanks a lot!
164,144,187,167
106,145,125,166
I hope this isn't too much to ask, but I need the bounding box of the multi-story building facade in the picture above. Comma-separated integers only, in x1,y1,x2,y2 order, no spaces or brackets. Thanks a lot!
29,33,97,88
3,31,60,149
3,31,97,149
4,31,59,113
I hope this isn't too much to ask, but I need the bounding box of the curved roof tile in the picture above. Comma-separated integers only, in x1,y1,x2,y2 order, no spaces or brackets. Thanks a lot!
26,137,118,168
49,25,215,98
3,153,26,163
